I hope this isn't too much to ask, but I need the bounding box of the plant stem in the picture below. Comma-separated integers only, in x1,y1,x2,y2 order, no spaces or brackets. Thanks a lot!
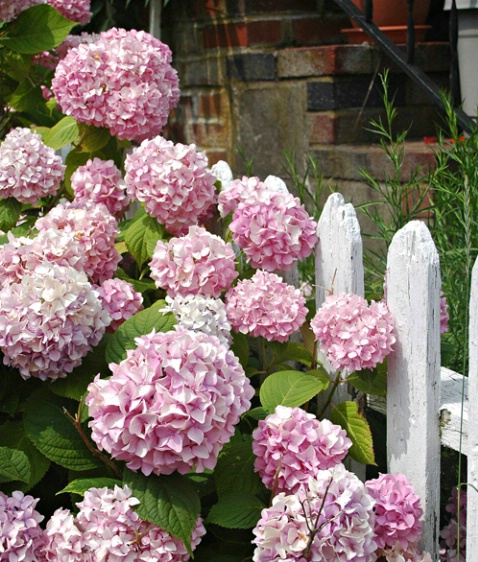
317,371,342,419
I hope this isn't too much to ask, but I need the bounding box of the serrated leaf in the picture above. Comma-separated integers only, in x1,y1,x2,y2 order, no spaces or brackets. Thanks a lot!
42,116,80,150
58,477,122,496
206,494,265,529
331,401,376,465
0,447,31,483
0,197,22,232
215,436,263,497
23,393,102,471
260,370,330,412
124,210,165,267
1,5,76,54
105,300,175,365
123,469,200,555
346,364,387,397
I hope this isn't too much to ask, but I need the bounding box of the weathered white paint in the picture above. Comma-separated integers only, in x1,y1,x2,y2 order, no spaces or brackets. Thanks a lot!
466,257,478,556
386,221,441,559
149,0,162,39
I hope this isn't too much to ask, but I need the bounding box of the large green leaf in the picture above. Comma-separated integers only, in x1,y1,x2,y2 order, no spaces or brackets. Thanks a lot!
123,468,200,555
23,393,102,471
42,116,80,150
331,401,376,465
0,49,31,81
206,494,265,529
0,197,22,233
6,79,44,112
105,300,176,365
124,209,165,268
0,5,76,54
260,370,330,412
0,447,30,483
58,477,122,496
77,124,111,153
346,363,387,397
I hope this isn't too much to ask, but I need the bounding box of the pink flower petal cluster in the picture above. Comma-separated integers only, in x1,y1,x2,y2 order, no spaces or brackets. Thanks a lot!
225,270,307,343
382,543,433,562
311,292,396,372
0,127,65,204
217,176,263,217
47,0,92,25
124,137,216,235
55,31,100,59
36,201,121,283
164,294,232,347
71,158,129,216
86,327,254,476
440,291,450,334
366,473,423,550
95,278,143,332
150,226,238,297
440,487,466,562
0,262,110,380
252,405,352,494
43,485,205,562
0,491,47,561
52,28,179,142
0,0,44,22
229,187,318,271
252,464,377,562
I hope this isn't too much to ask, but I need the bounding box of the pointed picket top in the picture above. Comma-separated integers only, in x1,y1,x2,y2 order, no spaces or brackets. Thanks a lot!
386,220,441,559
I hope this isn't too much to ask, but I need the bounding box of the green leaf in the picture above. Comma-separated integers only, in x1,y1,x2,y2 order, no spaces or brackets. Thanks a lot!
123,469,200,555
331,401,376,465
243,407,268,421
346,363,387,397
270,342,313,368
105,300,176,365
23,393,102,471
206,494,265,529
0,447,31,483
124,209,166,268
6,78,44,112
42,116,80,150
115,267,157,293
0,197,22,232
1,5,76,54
260,370,330,412
63,149,91,189
215,436,263,497
58,477,122,496
0,49,31,81
78,124,111,153
231,332,249,369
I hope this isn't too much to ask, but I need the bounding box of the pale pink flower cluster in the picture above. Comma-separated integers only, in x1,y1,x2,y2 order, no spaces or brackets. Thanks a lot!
311,292,396,372
225,270,307,342
150,226,238,297
217,176,263,217
124,137,216,235
0,491,46,561
95,278,143,333
252,465,377,562
227,184,318,271
440,487,466,562
86,327,254,476
0,0,44,22
55,31,100,59
47,0,92,25
252,405,352,494
71,158,129,216
52,28,179,141
0,127,65,204
36,201,121,283
0,262,110,380
164,294,232,347
43,485,206,562
366,473,423,551
441,291,450,334
382,543,433,562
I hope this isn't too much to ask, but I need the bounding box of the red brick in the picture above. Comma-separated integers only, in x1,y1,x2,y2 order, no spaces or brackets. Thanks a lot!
205,148,229,165
277,47,337,78
204,22,247,48
198,93,222,118
308,112,336,144
292,16,349,45
191,122,229,146
246,20,282,46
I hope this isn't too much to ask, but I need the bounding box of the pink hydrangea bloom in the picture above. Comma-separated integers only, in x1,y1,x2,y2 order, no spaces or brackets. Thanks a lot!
383,543,433,562
366,473,423,551
217,176,263,217
0,0,44,22
124,137,216,235
150,226,238,297
225,270,307,343
0,127,65,204
55,31,100,59
440,291,449,334
229,188,318,271
252,464,377,562
0,262,110,380
440,487,466,562
47,0,92,25
52,28,179,142
0,491,47,561
36,201,121,283
86,327,254,476
252,405,352,494
43,485,205,562
95,278,143,332
71,158,129,216
311,292,396,372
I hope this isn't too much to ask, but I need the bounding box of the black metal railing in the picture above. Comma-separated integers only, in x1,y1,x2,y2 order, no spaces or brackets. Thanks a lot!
333,0,475,133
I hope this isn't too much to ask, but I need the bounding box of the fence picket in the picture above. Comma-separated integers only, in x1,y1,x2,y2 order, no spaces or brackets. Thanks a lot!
386,221,441,559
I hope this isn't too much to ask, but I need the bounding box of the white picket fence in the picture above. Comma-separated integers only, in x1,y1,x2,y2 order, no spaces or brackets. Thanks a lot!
315,192,475,561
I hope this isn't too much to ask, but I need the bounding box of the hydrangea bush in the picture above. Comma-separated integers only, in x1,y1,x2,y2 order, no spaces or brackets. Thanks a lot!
0,3,448,562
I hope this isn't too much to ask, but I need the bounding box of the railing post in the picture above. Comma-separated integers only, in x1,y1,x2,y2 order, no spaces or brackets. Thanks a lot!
386,221,441,559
